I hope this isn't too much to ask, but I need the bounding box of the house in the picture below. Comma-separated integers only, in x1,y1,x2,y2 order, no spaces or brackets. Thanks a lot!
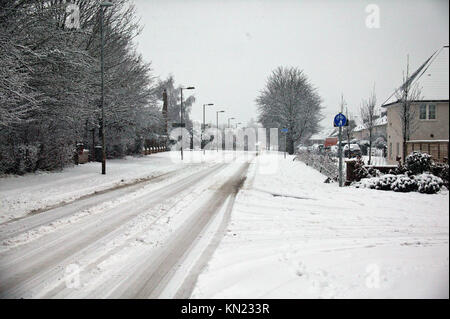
308,128,338,146
382,46,449,164
352,114,387,142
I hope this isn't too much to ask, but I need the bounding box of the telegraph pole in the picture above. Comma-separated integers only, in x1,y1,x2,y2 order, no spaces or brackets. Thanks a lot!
180,88,184,160
338,94,345,187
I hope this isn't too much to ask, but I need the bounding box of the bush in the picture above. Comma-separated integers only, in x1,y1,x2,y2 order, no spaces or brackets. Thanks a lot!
405,151,434,175
432,163,449,188
416,173,444,194
391,175,418,192
355,173,443,194
353,157,380,181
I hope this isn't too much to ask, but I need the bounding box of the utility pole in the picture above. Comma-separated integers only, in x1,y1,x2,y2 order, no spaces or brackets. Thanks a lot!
338,94,344,187
346,107,350,158
180,88,184,160
179,86,195,160
99,1,114,175
216,110,225,152
202,103,213,155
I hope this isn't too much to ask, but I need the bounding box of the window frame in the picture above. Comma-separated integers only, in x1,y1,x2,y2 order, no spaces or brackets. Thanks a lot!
419,103,437,121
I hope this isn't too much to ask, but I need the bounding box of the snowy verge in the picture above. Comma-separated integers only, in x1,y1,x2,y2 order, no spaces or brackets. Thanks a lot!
192,151,449,298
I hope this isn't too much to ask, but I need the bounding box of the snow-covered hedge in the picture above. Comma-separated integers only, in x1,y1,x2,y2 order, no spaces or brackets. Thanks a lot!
355,173,444,194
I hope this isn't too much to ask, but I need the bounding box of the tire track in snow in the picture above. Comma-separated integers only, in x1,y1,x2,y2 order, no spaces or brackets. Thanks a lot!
107,161,250,299
0,163,228,298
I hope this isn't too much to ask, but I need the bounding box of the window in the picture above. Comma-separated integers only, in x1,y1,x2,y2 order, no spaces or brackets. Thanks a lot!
419,104,427,119
428,104,436,119
396,142,400,157
420,104,437,120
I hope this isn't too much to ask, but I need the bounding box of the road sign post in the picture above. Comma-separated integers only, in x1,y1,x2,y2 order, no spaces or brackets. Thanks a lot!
281,128,288,158
334,113,347,187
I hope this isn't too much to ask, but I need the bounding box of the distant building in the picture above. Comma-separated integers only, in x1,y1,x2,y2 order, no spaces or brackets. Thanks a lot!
382,46,449,164
308,128,338,145
352,114,387,142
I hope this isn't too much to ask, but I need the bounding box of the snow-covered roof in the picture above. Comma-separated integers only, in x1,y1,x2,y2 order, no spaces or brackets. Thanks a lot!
309,128,338,140
353,115,387,132
382,46,449,107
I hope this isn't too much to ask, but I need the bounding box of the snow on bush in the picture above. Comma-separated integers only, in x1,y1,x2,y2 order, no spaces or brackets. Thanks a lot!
405,151,434,175
432,163,449,188
416,173,444,194
391,175,417,192
355,173,444,194
353,157,380,181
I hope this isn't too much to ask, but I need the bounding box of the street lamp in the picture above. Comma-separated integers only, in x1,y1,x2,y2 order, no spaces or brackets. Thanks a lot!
100,1,114,175
180,86,195,160
216,110,225,152
202,103,214,154
235,122,242,129
227,117,235,128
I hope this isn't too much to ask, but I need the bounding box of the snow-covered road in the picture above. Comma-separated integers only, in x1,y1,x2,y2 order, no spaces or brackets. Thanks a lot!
0,152,253,298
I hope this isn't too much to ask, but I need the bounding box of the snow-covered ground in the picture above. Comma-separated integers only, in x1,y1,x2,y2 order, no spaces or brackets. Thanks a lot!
0,151,250,224
192,151,449,298
0,151,255,298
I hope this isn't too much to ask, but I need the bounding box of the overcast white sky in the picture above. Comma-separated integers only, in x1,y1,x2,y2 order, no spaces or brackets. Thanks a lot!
131,0,448,129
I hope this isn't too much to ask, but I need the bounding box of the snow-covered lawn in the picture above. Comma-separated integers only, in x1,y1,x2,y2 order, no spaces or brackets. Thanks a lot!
192,151,449,298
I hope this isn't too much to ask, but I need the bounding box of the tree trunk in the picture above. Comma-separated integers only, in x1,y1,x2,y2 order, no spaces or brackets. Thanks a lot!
368,129,372,165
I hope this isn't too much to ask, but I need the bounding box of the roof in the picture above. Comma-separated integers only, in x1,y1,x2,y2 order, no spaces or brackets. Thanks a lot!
353,115,387,132
309,128,338,140
382,46,449,107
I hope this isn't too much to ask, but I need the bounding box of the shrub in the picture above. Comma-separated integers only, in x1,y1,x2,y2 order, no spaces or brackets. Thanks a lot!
391,175,418,192
405,151,434,175
416,173,444,194
432,163,449,188
353,157,380,182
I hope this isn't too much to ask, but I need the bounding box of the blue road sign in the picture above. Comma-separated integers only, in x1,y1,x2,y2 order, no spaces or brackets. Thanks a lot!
281,128,288,133
334,113,347,127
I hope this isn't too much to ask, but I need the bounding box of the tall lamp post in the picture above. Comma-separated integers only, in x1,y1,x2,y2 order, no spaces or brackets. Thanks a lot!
180,86,195,160
227,117,235,128
202,103,214,154
100,1,114,175
216,110,225,152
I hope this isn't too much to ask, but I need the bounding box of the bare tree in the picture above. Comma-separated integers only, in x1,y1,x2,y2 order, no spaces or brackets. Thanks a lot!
395,57,423,161
256,66,323,154
344,108,356,157
360,86,377,164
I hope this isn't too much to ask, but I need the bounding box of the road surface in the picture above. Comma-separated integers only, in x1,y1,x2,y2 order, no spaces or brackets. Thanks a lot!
0,156,251,298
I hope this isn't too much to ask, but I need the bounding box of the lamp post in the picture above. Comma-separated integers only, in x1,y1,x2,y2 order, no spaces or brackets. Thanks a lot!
180,86,195,160
227,117,235,128
216,110,225,152
100,1,114,175
202,103,214,154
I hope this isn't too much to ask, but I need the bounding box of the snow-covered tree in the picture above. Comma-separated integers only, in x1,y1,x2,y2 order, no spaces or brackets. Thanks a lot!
0,0,162,174
256,66,323,154
360,86,377,164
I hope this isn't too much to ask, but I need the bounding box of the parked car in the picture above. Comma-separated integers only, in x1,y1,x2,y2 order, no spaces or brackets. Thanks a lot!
343,143,362,158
